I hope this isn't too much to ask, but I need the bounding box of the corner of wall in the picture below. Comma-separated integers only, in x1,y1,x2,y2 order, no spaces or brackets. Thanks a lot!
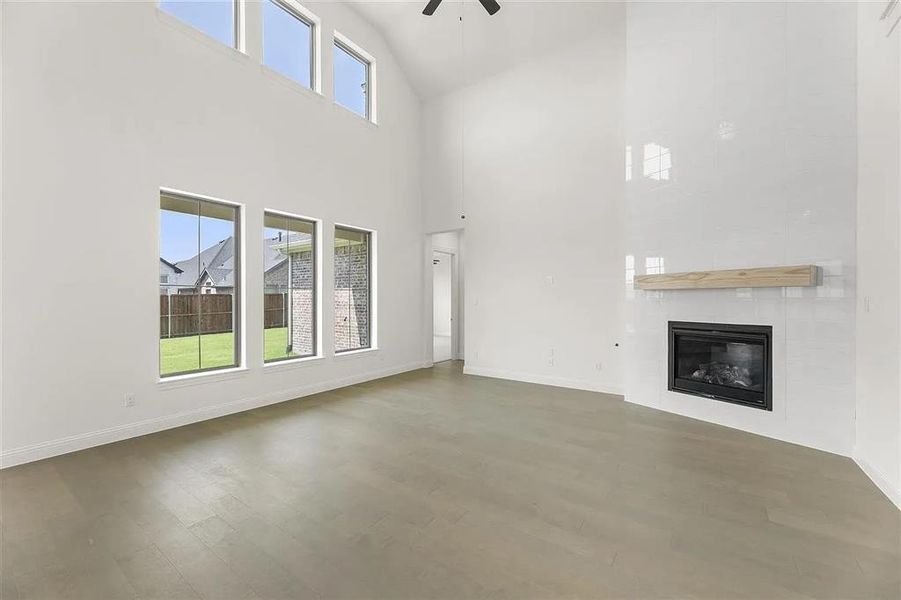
853,448,901,510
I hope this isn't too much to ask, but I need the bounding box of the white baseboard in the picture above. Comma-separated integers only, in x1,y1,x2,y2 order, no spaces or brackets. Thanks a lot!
1,361,427,469
853,450,901,511
463,365,623,397
623,394,853,457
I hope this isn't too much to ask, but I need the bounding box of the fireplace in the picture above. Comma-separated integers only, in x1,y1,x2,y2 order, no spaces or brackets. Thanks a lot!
668,321,772,410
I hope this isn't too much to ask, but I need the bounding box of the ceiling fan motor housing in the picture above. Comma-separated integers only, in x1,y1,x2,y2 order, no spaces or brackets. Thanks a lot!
423,0,501,17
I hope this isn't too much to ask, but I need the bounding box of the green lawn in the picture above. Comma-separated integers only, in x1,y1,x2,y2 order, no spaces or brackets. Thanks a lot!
160,327,293,376
263,326,295,362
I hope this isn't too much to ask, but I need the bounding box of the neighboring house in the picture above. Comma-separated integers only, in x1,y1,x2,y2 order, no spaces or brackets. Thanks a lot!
160,236,292,295
159,258,183,285
263,233,293,291
160,232,368,354
270,232,316,356
334,240,370,352
162,237,241,295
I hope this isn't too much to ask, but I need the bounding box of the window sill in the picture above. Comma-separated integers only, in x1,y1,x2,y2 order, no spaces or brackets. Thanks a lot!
263,355,324,371
260,65,324,101
333,347,379,359
158,366,248,390
333,102,378,128
155,9,250,63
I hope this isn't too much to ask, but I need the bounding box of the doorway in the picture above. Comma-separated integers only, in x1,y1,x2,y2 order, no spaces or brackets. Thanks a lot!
432,251,454,362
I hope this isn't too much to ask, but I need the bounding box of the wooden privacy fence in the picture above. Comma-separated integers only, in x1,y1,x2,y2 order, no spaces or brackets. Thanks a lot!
160,293,287,338
264,293,288,329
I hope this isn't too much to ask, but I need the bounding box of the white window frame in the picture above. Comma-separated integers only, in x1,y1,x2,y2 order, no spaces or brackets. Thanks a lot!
333,223,378,355
262,0,322,93
158,187,245,380
157,0,244,52
262,209,323,365
333,31,377,124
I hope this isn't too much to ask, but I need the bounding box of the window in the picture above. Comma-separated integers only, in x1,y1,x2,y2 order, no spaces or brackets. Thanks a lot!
263,212,317,362
646,256,665,275
334,226,372,353
159,191,241,377
159,0,238,48
643,142,672,181
333,35,372,120
263,0,316,89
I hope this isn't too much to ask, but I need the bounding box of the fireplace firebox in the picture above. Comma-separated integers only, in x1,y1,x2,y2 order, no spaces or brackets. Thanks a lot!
668,321,772,411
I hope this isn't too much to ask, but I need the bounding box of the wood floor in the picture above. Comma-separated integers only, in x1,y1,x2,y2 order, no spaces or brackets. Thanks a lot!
1,362,898,599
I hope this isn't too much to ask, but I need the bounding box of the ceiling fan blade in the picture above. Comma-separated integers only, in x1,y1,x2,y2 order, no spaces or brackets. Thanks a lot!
477,0,501,15
422,0,443,16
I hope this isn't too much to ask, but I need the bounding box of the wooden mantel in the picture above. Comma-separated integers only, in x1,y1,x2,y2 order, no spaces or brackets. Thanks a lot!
634,265,818,290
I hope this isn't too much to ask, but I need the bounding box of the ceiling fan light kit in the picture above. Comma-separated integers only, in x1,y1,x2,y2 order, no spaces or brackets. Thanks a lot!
423,0,501,17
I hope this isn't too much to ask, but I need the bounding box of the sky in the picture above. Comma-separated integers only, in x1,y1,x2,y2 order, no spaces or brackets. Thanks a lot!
159,1,234,46
161,210,287,264
333,42,368,117
263,0,312,88
160,211,234,264
159,1,368,261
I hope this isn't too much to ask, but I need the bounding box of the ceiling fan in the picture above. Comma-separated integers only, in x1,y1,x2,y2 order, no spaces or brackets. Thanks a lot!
423,0,501,16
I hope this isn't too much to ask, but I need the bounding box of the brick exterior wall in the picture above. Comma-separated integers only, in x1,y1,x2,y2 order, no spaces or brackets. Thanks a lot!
269,244,368,355
264,260,288,289
289,250,315,356
334,243,370,351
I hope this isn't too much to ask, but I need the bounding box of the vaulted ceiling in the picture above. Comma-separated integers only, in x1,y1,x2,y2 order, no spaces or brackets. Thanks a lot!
349,0,619,99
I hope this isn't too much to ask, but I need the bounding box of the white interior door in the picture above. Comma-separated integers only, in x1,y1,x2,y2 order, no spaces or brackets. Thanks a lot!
432,251,453,362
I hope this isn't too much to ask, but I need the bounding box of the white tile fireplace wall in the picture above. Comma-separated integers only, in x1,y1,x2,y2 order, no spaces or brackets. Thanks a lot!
624,2,857,455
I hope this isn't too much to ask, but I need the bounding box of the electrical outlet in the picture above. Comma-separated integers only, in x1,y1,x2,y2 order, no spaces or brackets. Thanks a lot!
548,357,555,367
124,393,136,408
596,362,603,371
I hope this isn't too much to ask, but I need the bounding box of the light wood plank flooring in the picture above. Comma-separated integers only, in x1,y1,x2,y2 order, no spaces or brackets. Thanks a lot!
2,362,898,599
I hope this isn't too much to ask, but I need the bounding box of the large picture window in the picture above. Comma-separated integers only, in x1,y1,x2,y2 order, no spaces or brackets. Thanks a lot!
334,226,372,353
263,212,317,362
159,0,238,48
159,191,241,377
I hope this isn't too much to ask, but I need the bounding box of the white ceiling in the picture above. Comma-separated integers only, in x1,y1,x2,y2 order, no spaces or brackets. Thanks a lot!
348,0,618,99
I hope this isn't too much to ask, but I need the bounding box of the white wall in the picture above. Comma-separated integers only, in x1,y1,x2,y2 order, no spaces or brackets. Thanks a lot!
0,0,5,460
422,96,464,233
855,0,901,507
1,1,425,466
624,2,859,455
422,5,627,394
430,231,460,253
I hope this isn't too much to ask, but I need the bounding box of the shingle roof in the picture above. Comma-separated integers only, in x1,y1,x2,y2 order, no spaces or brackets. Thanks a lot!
159,258,183,273
163,234,311,289
170,237,235,288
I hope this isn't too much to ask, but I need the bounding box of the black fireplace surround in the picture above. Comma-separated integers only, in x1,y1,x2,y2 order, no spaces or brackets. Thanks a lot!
668,321,772,411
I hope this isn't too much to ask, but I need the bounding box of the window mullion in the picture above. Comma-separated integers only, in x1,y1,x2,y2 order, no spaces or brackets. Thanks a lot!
195,199,203,371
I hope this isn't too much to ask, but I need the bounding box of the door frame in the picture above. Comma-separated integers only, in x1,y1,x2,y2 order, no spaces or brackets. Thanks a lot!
425,231,462,365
